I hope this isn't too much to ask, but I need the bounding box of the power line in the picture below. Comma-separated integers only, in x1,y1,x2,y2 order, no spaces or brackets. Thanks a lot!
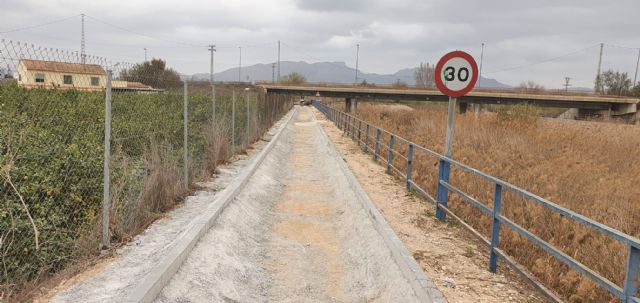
84,14,206,48
215,42,275,49
605,43,640,50
485,43,600,74
0,14,81,34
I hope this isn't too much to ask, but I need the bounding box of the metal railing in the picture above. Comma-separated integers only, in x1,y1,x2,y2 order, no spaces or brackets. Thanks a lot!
313,100,640,303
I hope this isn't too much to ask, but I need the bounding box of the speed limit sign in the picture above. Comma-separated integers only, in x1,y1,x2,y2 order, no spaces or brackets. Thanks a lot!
434,51,479,97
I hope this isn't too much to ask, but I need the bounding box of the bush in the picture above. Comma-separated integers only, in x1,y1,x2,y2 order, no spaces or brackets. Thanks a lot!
495,103,541,124
0,84,292,299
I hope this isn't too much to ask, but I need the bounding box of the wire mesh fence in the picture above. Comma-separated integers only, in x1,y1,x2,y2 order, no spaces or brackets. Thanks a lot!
0,38,293,299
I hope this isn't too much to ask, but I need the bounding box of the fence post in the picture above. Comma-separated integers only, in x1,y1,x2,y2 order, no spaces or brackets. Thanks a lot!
232,90,236,154
212,85,216,127
374,128,381,161
183,81,189,191
435,160,450,221
357,120,362,145
623,246,640,302
406,143,414,191
344,113,348,131
351,116,356,141
387,134,395,174
489,184,503,272
246,91,250,147
102,70,112,249
365,124,370,153
344,114,349,135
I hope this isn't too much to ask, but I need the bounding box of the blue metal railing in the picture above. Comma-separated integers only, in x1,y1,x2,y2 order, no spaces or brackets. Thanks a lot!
312,101,640,303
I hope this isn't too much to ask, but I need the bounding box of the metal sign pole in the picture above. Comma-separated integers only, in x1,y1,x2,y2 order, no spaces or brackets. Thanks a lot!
444,96,457,157
436,96,456,221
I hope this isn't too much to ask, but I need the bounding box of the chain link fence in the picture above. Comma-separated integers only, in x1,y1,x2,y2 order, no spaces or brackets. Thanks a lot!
0,38,293,300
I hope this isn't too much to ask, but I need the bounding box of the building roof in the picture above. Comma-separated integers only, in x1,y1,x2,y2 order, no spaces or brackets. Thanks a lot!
19,59,106,75
126,81,152,89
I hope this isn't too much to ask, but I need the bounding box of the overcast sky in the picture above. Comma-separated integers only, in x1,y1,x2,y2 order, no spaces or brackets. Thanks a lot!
1,0,639,88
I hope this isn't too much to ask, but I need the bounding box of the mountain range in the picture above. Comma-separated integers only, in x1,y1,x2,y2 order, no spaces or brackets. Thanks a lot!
191,61,511,88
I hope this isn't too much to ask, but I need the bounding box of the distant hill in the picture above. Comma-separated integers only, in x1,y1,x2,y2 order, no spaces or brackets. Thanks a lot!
191,61,510,88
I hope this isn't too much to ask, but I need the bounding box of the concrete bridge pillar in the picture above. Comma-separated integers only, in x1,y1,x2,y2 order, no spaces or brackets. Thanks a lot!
345,97,357,113
459,102,468,114
474,103,481,118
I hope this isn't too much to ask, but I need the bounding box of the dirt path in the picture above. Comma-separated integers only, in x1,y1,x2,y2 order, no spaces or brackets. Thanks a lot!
312,106,544,303
156,107,440,302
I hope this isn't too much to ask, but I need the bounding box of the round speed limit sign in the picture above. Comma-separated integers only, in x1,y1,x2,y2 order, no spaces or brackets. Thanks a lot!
434,51,479,97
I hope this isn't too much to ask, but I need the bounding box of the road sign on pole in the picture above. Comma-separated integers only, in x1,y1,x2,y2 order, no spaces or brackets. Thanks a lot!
434,50,478,222
435,50,479,98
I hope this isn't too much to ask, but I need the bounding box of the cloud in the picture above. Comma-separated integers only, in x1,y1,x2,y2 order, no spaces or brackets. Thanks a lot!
0,0,639,88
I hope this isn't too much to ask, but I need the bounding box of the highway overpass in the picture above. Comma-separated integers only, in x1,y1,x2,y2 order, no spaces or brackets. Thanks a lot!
261,85,640,121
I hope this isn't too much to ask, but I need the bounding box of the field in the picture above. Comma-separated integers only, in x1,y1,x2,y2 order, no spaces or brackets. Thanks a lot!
0,84,291,301
340,101,639,302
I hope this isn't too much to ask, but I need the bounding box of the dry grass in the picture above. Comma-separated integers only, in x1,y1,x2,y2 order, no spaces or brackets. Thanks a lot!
109,142,186,243
204,117,232,175
342,102,640,302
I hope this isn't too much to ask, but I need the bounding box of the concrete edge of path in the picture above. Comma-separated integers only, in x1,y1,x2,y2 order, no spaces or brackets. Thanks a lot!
311,108,447,303
124,107,299,303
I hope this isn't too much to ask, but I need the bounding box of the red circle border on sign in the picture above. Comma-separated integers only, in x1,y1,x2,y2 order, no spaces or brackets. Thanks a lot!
434,50,479,98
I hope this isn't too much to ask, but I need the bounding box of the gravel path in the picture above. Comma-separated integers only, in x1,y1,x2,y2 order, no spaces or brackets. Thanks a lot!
155,107,438,303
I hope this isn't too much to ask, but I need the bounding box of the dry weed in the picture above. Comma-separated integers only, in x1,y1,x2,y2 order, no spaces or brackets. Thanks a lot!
343,102,640,302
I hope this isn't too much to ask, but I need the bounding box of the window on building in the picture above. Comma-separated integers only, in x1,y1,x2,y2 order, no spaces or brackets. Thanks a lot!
63,75,73,85
91,77,99,86
35,73,45,83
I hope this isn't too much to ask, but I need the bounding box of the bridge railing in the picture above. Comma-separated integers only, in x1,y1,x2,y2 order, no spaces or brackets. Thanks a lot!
312,100,640,303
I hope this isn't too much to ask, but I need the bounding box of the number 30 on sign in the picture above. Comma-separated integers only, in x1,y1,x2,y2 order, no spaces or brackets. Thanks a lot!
434,51,479,98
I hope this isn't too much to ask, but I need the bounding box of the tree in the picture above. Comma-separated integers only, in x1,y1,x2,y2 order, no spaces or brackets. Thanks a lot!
517,81,545,92
414,62,435,88
392,79,408,88
599,70,633,96
631,84,640,97
119,59,182,89
281,72,306,84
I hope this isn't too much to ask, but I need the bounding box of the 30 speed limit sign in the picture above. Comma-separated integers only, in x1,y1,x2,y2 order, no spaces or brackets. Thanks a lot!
434,51,479,98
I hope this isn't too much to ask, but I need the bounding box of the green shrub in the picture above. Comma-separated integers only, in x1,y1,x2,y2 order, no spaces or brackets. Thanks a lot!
495,103,541,123
0,84,291,298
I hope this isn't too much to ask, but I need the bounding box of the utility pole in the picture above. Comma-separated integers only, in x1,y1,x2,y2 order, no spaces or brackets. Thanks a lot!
277,40,281,82
595,42,604,93
208,45,216,82
144,48,147,61
355,44,360,84
209,44,216,127
634,48,640,87
478,43,485,88
272,63,276,83
564,77,571,92
80,13,86,64
238,46,242,82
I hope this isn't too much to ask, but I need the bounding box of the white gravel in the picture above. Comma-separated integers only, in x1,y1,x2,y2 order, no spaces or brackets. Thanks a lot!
155,107,436,303
52,107,442,303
